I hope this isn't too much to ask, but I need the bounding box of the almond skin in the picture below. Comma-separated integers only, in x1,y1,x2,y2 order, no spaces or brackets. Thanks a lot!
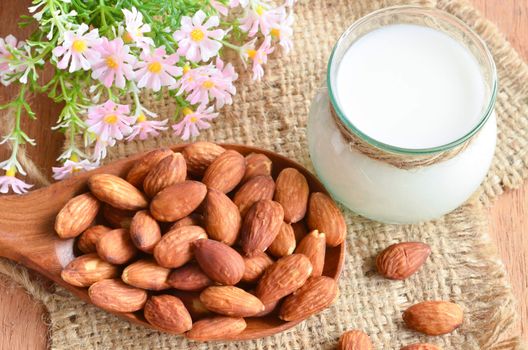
168,263,213,291
194,239,245,285
170,213,204,230
182,142,225,177
279,276,338,321
153,225,207,268
253,296,279,317
185,316,246,341
88,174,148,211
200,286,265,317
292,221,308,243
240,200,284,256
122,259,171,291
337,330,373,350
307,192,346,247
242,153,272,183
129,210,161,253
102,205,134,229
295,230,326,277
274,168,309,223
256,254,313,304
126,148,174,187
376,242,431,280
88,278,147,313
143,152,187,197
172,291,213,320
77,225,112,253
401,344,442,350
55,193,100,239
150,181,207,222
203,188,241,245
61,253,118,287
202,150,246,193
268,222,296,258
403,301,464,336
144,295,193,334
96,228,137,265
241,251,274,283
233,175,275,217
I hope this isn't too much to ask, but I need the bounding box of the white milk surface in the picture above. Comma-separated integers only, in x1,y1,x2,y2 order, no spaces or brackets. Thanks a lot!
336,24,486,149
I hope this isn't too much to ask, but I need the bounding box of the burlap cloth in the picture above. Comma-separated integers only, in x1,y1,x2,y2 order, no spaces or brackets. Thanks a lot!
1,0,528,348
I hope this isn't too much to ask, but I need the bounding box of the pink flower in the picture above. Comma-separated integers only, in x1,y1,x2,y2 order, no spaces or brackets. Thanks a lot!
0,168,32,194
52,24,100,72
178,58,237,109
93,139,110,161
240,5,284,37
52,156,98,180
135,47,182,91
242,37,274,80
121,7,154,47
126,113,168,141
86,100,134,143
91,38,136,88
173,10,225,62
211,0,229,16
271,12,294,53
172,105,218,140
0,35,26,86
229,0,249,7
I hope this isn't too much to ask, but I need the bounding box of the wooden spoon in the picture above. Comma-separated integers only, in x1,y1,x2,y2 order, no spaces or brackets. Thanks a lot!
0,144,345,340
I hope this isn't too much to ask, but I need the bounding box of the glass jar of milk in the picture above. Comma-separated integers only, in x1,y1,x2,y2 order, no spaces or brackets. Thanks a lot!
308,6,497,224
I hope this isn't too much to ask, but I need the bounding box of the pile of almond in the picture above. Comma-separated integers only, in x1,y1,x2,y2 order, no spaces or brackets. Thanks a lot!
54,142,346,340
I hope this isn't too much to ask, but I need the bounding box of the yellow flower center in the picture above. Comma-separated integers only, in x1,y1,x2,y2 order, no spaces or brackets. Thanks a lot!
190,28,205,42
106,56,118,69
72,39,87,53
246,49,257,59
182,107,194,116
183,64,191,74
5,167,16,177
256,5,265,15
190,116,198,123
202,80,214,89
123,32,134,43
104,114,118,124
136,113,147,123
70,154,80,162
7,54,15,60
271,28,281,38
148,61,162,74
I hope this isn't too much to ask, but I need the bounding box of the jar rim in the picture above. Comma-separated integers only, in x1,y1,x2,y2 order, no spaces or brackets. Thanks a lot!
326,5,498,155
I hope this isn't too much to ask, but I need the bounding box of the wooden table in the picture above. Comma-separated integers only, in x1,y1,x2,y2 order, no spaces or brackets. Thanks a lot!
0,1,526,348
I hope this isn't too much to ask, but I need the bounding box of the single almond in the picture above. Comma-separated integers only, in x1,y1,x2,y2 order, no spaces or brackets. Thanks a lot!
202,150,246,193
102,205,134,229
295,230,326,277
256,254,313,304
182,141,226,177
401,344,442,350
233,175,275,217
122,259,171,291
88,278,147,313
126,148,174,187
172,291,213,320
376,242,431,280
61,253,118,287
194,239,245,285
403,301,464,336
337,330,373,350
154,225,207,268
77,225,112,254
167,263,213,291
144,295,193,334
292,221,308,243
203,188,241,245
143,152,187,197
150,180,207,222
268,222,296,258
129,210,161,253
200,286,265,317
185,316,246,341
170,213,204,230
241,251,274,283
55,193,100,239
96,228,137,265
274,168,309,223
88,174,148,211
240,200,284,256
242,153,272,183
279,276,338,321
307,192,346,247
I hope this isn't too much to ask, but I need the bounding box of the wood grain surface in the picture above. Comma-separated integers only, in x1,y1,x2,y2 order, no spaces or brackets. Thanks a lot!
0,0,526,348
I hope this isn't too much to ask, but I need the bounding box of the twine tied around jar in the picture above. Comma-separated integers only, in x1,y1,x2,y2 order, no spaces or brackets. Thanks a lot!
329,104,472,170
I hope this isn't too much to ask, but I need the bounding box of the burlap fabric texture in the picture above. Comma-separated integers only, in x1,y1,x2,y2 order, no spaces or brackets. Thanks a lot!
1,0,527,349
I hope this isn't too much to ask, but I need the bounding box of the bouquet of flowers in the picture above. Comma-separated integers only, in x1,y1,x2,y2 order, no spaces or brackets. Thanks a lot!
0,0,295,194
